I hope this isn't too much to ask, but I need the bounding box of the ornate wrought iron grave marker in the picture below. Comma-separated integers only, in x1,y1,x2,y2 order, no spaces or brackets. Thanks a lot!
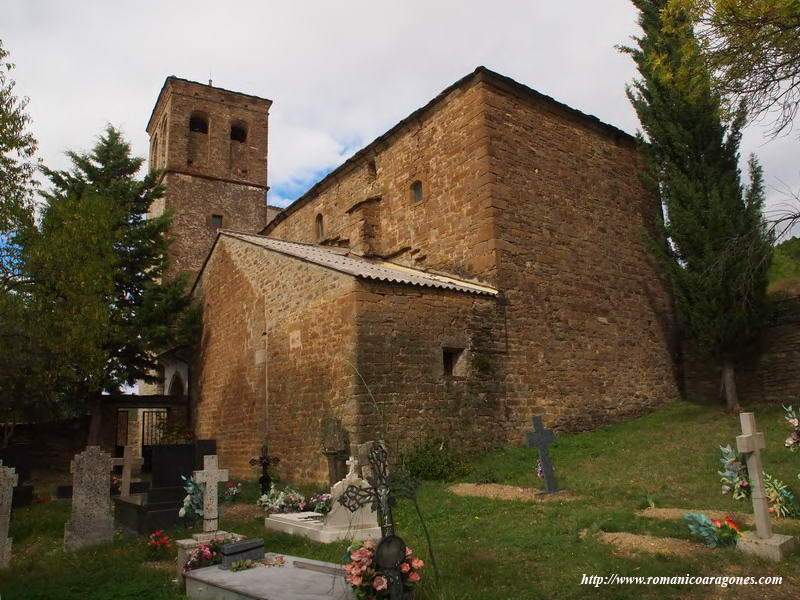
526,415,558,493
339,442,406,600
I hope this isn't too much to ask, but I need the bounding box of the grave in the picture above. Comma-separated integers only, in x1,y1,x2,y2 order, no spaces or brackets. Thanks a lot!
194,454,228,533
220,538,265,569
113,444,144,497
64,446,115,551
735,412,799,562
525,415,559,493
114,439,215,534
185,554,354,600
264,455,381,543
0,463,18,568
0,446,34,509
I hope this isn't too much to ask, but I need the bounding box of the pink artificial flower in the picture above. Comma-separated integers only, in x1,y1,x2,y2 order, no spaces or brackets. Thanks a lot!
400,562,411,573
411,558,424,570
405,547,413,557
363,539,376,550
350,575,362,586
408,571,421,583
373,576,388,591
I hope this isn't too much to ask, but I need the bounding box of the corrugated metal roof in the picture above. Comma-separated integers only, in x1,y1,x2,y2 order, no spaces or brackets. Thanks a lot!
222,231,498,297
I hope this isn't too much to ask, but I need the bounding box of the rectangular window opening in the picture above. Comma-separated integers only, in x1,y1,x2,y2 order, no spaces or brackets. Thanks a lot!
211,214,223,229
443,347,466,379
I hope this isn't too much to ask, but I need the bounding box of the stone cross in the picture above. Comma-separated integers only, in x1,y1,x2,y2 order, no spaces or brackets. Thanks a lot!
526,415,558,493
736,413,772,538
116,445,143,497
734,412,799,561
64,446,115,551
0,462,18,568
345,456,358,478
193,455,229,533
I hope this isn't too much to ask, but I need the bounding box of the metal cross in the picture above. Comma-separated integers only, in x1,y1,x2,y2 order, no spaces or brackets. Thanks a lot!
249,443,280,495
526,415,558,493
338,443,395,537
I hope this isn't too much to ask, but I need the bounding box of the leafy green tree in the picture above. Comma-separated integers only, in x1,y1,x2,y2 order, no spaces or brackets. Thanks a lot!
669,0,800,137
622,0,773,410
0,39,45,446
29,126,191,443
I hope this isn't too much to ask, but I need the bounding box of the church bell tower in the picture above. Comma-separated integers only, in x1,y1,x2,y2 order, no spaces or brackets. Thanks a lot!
146,77,273,280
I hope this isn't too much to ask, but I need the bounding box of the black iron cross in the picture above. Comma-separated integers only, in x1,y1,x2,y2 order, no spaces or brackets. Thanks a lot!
249,443,280,496
338,442,395,537
338,443,406,600
526,415,558,493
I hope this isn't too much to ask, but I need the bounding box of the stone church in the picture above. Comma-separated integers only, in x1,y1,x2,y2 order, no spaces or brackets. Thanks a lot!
144,67,679,482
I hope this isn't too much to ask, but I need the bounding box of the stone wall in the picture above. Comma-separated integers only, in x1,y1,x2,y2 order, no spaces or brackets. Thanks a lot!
350,282,506,454
193,236,359,481
162,172,267,279
684,294,800,405
265,80,497,281
483,79,680,438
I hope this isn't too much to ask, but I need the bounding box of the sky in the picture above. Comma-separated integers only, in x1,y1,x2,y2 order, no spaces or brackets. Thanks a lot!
5,0,799,230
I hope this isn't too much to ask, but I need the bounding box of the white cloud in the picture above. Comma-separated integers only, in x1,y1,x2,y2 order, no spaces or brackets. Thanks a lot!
4,0,798,221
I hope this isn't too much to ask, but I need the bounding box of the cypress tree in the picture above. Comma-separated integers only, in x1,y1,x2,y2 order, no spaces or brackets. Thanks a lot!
622,0,773,410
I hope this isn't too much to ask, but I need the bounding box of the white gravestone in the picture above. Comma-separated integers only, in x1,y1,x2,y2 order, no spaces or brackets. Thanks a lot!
64,446,115,551
736,412,798,561
264,456,381,544
194,455,229,533
0,463,18,568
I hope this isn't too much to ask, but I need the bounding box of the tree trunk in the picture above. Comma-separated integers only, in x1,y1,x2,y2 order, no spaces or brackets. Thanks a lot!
87,395,104,446
721,359,741,412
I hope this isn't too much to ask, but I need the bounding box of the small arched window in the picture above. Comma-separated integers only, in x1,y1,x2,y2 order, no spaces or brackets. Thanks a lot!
189,112,209,134
230,121,247,143
315,213,324,241
410,180,423,203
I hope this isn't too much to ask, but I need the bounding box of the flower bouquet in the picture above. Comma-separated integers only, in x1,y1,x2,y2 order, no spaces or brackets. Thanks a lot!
257,483,308,513
183,540,222,573
344,539,423,599
309,492,333,514
179,475,204,521
684,513,740,547
147,529,172,559
784,405,800,452
223,481,242,503
718,445,750,500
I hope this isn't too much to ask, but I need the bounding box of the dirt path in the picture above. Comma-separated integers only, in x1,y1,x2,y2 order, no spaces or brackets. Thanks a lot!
448,483,578,503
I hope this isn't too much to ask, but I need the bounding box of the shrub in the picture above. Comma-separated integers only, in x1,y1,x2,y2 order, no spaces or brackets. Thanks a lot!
400,438,468,481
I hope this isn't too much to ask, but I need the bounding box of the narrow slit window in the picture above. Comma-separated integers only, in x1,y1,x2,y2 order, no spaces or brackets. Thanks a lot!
410,180,423,203
315,213,324,241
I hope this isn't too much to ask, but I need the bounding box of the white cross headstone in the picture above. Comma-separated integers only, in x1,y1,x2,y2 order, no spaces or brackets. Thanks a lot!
0,462,18,568
736,413,771,538
735,412,798,561
193,455,228,533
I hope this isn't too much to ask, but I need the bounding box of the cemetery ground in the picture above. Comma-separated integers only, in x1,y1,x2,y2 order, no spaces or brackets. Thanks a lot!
2,401,799,599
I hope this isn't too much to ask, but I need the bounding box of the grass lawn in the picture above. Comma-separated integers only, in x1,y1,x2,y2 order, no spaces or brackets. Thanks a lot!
2,400,800,599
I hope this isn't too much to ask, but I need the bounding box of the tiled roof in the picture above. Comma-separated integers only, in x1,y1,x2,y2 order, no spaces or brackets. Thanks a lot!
221,231,498,297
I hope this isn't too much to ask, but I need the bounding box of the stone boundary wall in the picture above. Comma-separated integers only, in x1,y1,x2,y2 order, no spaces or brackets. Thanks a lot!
683,294,800,405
